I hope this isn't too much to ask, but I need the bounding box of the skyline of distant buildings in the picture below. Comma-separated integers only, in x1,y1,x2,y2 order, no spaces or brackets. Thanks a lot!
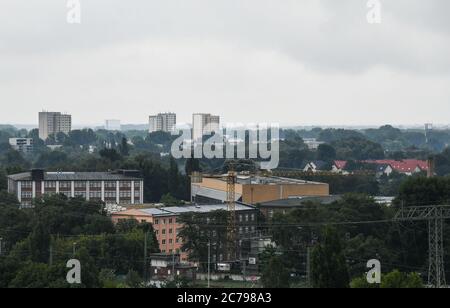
105,119,122,131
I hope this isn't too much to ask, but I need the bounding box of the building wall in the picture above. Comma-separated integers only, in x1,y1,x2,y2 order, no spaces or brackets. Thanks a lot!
39,112,72,140
111,207,259,263
149,113,176,133
192,178,329,204
10,179,144,207
241,183,329,204
193,113,220,140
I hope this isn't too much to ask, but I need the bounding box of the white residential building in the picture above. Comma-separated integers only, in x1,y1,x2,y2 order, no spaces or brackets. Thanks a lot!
9,138,34,153
149,113,177,133
38,112,72,140
192,113,220,141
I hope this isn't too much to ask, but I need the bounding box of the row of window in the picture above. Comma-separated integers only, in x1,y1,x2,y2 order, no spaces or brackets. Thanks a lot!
32,181,142,189
155,228,181,236
20,190,141,201
160,238,180,245
154,218,177,225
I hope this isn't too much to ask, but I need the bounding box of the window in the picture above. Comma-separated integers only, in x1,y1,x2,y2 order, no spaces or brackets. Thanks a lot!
105,181,116,188
21,192,32,198
90,181,101,188
155,219,159,225
75,192,86,198
245,214,249,222
169,239,173,244
44,181,57,188
239,215,243,222
169,229,173,234
75,182,86,188
162,240,166,245
162,229,166,235
120,181,131,188
105,191,116,198
251,214,255,221
59,181,71,189
169,218,173,224
21,181,32,189
89,191,101,199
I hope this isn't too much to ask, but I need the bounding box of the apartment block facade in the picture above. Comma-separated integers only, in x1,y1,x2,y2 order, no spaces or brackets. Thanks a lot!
9,138,34,153
39,112,72,140
7,169,144,207
149,113,177,133
192,113,220,141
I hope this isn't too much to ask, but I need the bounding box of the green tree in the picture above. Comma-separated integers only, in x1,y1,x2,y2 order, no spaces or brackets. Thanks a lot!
317,144,336,162
261,256,290,288
380,270,424,288
311,227,350,288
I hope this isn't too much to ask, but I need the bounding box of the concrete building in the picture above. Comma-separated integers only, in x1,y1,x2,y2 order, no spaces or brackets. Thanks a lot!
105,119,121,131
38,112,72,140
149,113,177,133
191,175,330,205
9,138,34,153
7,169,144,208
111,203,258,263
192,113,220,141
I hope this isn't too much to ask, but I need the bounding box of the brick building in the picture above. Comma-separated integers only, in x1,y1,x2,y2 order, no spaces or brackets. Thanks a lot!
111,203,259,263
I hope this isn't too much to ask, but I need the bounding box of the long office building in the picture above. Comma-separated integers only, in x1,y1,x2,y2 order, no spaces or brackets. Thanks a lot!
149,113,177,133
38,112,72,140
7,169,144,207
192,113,220,141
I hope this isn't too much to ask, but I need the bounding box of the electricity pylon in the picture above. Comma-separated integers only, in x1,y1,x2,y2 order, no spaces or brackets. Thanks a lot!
394,205,450,288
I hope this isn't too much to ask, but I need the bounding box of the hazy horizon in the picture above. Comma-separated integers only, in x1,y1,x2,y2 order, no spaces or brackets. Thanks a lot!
1,1,449,125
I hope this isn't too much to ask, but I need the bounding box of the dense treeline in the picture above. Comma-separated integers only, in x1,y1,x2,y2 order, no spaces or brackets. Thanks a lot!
264,177,450,287
0,194,159,288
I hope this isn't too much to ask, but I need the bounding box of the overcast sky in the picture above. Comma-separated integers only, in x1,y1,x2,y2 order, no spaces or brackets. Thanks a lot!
1,0,449,127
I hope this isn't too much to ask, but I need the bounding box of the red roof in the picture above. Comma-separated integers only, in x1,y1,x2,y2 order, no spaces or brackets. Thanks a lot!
334,160,348,169
365,159,428,173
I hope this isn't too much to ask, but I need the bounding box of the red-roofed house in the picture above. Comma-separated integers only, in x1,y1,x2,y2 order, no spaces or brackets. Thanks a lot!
365,159,428,176
332,161,349,174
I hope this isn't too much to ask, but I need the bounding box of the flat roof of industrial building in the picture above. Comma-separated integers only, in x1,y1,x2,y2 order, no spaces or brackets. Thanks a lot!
113,203,256,217
204,175,326,186
8,171,143,181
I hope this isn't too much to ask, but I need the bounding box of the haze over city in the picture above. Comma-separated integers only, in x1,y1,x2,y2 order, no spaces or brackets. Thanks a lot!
1,0,450,126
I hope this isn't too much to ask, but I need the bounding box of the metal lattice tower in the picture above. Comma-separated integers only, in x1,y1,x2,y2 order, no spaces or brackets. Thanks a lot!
395,205,450,288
